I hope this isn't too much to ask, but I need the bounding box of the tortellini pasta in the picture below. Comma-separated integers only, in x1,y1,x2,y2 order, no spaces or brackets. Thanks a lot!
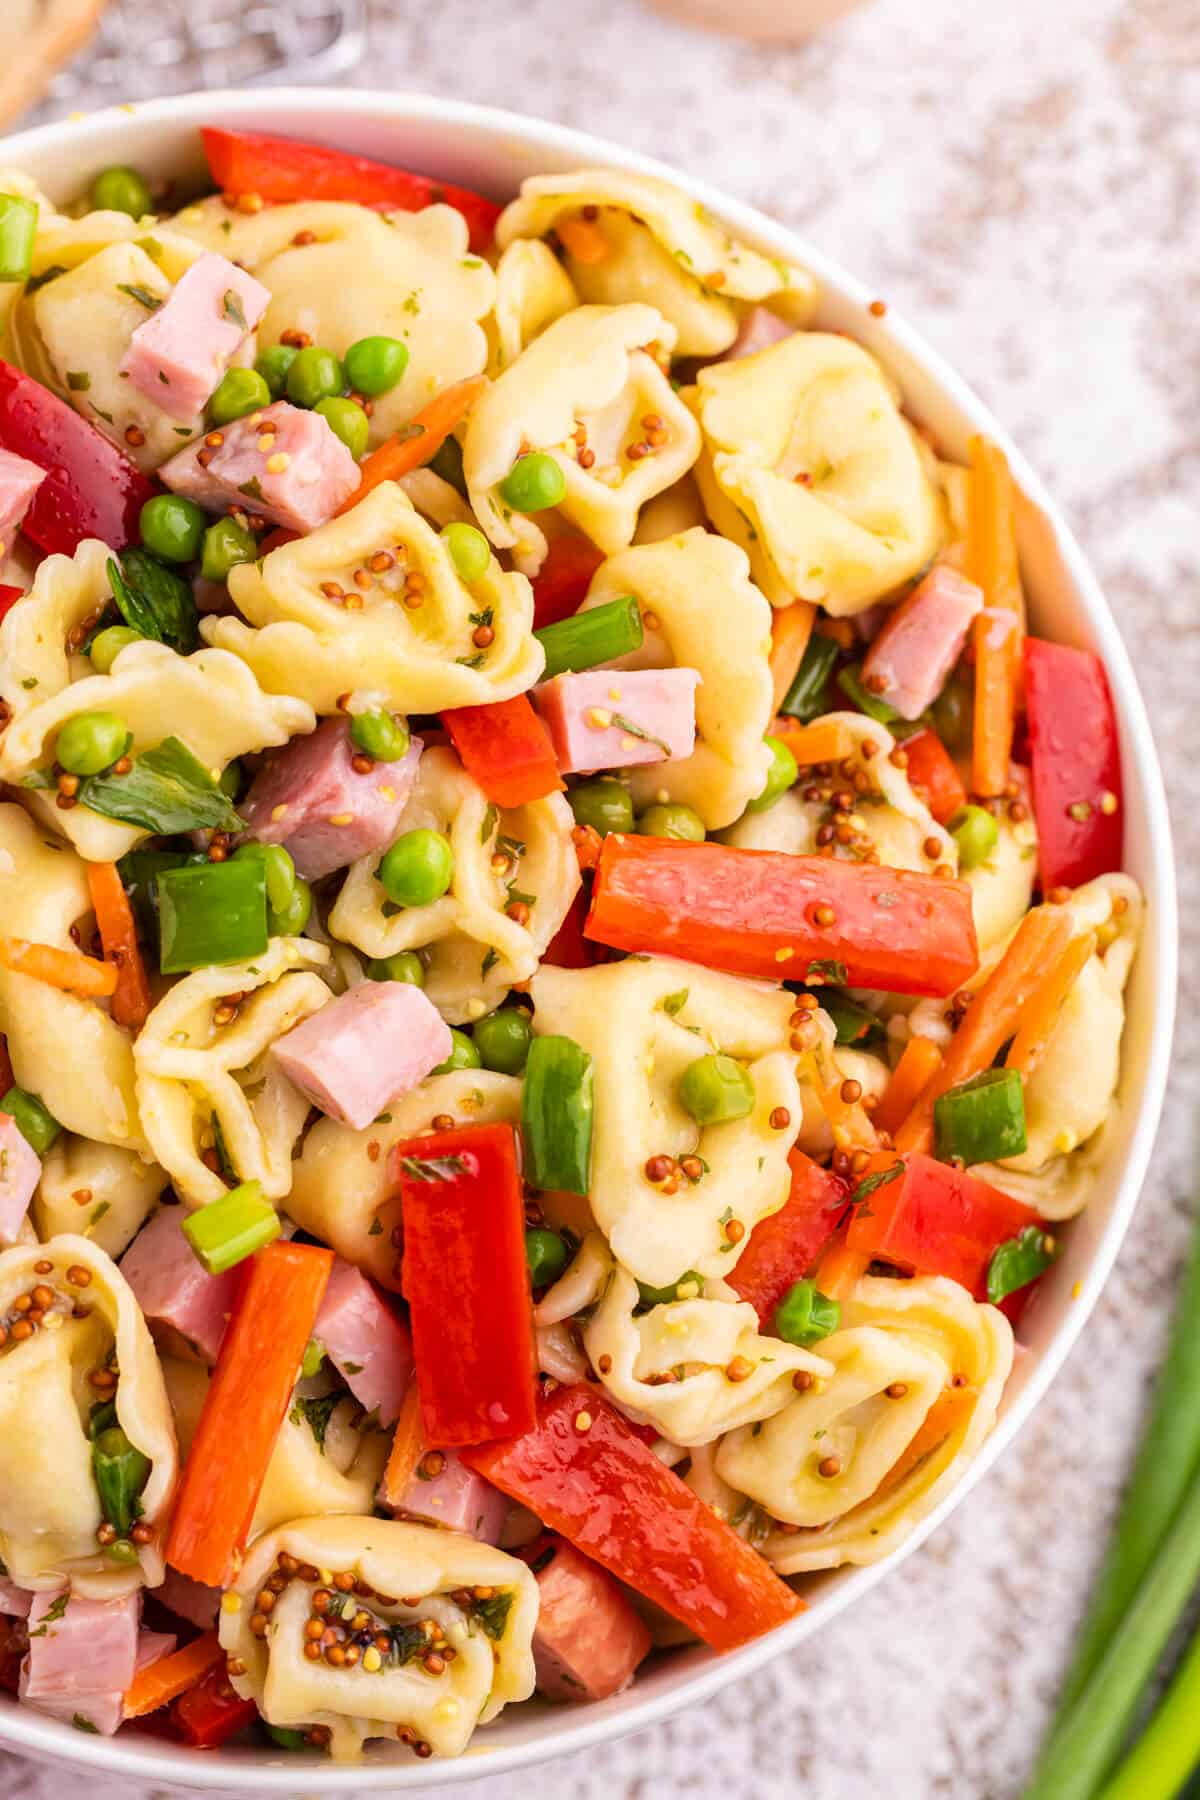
220,1516,537,1760
462,303,700,570
487,239,578,374
496,168,818,357
581,529,774,828
717,1274,1012,1572
205,482,542,716
963,803,1039,952
688,332,945,612
528,956,802,1289
0,1235,176,1594
133,937,333,1207
329,745,579,1024
34,1136,168,1260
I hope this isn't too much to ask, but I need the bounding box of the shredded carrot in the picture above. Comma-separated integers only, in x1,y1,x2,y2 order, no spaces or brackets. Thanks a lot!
816,1237,870,1301
123,1632,224,1719
971,607,1019,797
875,1385,977,1497
1006,929,1095,1079
87,862,151,1030
964,435,1025,634
557,214,611,264
0,936,117,998
341,374,489,511
874,1035,944,1138
893,905,1075,1154
379,1380,425,1510
772,716,857,769
768,600,817,716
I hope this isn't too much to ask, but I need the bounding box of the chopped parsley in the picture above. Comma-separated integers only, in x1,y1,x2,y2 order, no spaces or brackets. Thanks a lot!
805,959,848,984
117,282,161,311
222,288,248,330
473,1590,514,1640
289,1390,345,1453
66,370,91,392
660,988,689,1017
611,713,671,756
398,1153,469,1184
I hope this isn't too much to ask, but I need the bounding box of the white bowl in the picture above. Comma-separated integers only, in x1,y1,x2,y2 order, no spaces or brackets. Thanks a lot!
0,87,1177,1792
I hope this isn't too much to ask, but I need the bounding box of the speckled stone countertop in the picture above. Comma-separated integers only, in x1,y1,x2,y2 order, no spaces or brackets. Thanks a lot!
2,0,1196,1795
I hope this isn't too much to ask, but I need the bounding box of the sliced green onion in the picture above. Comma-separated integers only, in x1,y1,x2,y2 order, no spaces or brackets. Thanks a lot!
745,734,798,812
0,195,38,283
521,1034,594,1196
817,990,881,1047
232,841,297,916
986,1224,1060,1305
774,1279,841,1346
91,1424,151,1537
534,595,644,682
263,1724,310,1752
679,1053,755,1126
524,1227,569,1287
2,1085,60,1155
636,1271,704,1308
117,848,193,939
181,1178,281,1275
951,804,1000,870
933,1066,1026,1165
837,662,900,724
156,860,268,973
300,1339,326,1380
780,632,839,722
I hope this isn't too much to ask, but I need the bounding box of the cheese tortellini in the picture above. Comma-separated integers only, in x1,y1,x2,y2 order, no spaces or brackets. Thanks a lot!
34,1137,168,1260
487,239,579,373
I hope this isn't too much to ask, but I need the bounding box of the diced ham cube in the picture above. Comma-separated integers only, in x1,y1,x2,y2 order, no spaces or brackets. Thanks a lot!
388,1448,508,1543
20,1590,139,1738
238,721,423,881
160,400,360,534
536,668,700,774
0,1578,31,1619
154,1567,221,1633
271,981,452,1132
315,1259,414,1426
721,305,795,361
119,251,270,422
0,1113,40,1246
120,1204,240,1364
0,448,46,549
135,1629,177,1674
861,565,984,721
519,1535,651,1702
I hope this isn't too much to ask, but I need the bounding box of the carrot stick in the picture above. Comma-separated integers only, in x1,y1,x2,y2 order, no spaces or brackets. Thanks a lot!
1006,930,1095,1079
874,1385,977,1497
87,862,151,1030
893,905,1075,1155
816,1236,870,1301
0,935,116,998
965,435,1025,634
340,374,489,512
874,1035,944,1138
769,600,817,715
771,716,857,769
123,1632,224,1719
971,607,1019,797
557,215,611,264
379,1379,425,1510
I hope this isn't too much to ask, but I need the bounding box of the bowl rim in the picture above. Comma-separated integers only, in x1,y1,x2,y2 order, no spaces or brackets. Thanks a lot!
0,84,1178,1792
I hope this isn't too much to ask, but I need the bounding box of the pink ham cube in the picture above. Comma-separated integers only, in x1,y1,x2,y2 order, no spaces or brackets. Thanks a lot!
520,1535,651,1702
0,1578,31,1619
0,448,45,550
238,721,423,881
0,1113,40,1246
271,981,452,1132
315,1259,414,1426
20,1589,139,1738
721,305,795,361
154,1568,221,1633
119,251,270,422
536,667,700,774
120,1203,240,1364
861,565,984,721
160,400,361,534
134,1629,177,1675
387,1448,508,1544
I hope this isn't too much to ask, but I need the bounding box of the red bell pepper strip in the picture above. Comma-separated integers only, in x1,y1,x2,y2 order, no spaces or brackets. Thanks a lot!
0,584,23,624
844,1152,1040,1300
201,128,502,254
1024,637,1123,891
530,532,605,630
0,360,156,556
541,885,597,969
585,835,980,998
727,1150,850,1323
164,1240,333,1587
395,1122,537,1447
442,694,564,809
169,1660,258,1749
899,726,969,827
462,1383,804,1651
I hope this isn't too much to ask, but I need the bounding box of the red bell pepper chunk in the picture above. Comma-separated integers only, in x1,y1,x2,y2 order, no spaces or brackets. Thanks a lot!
395,1122,537,1447
727,1150,851,1322
541,885,598,969
0,360,156,556
463,1383,803,1650
442,694,564,810
530,532,605,630
1024,637,1123,891
201,127,502,254
585,835,980,998
169,1661,258,1749
844,1152,1041,1300
899,726,969,827
0,584,23,625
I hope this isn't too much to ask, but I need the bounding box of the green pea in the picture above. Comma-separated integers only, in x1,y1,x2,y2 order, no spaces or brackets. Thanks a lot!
367,951,426,986
431,1028,482,1076
139,494,206,564
344,334,410,396
378,829,454,908
2,1085,60,1155
56,710,128,776
499,451,566,513
636,802,705,842
473,1007,532,1075
233,841,297,916
88,626,141,675
932,674,972,751
255,344,298,399
89,165,153,219
746,734,799,813
269,877,312,938
569,778,634,838
103,1538,141,1567
200,517,258,582
349,709,409,764
441,521,491,583
208,366,271,427
951,804,999,871
315,396,370,461
774,1278,841,1347
525,1227,569,1288
678,1053,756,1125
636,1271,705,1308
286,345,345,410
219,760,244,802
